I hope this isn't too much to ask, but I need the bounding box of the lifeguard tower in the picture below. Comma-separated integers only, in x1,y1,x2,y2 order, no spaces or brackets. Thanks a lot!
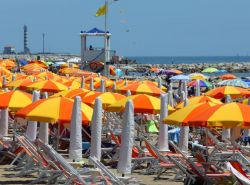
80,28,111,76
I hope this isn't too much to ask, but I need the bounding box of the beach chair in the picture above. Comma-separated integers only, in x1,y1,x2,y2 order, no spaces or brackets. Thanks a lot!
169,141,233,185
226,161,250,185
37,139,114,185
0,135,23,164
207,130,250,173
13,134,62,183
142,139,185,180
89,156,124,185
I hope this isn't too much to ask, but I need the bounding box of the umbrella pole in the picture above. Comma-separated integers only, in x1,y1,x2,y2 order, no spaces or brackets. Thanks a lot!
205,128,209,172
56,123,61,151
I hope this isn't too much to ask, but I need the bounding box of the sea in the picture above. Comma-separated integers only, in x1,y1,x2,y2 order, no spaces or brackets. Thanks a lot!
128,56,250,65
127,56,250,77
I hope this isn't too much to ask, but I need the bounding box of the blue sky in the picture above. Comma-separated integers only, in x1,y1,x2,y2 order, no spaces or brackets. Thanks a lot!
1,0,250,56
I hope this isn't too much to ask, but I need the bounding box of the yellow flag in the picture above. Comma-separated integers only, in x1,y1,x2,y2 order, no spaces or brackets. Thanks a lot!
95,4,107,17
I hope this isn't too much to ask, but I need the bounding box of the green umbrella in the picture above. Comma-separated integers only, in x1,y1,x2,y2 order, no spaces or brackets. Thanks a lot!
202,67,218,73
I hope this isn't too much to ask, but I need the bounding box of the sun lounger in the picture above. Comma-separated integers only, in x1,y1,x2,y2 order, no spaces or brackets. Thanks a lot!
37,139,114,185
13,134,62,184
226,161,250,185
169,141,233,184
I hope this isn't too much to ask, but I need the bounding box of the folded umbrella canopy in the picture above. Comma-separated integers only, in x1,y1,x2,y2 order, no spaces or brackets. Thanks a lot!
16,96,93,124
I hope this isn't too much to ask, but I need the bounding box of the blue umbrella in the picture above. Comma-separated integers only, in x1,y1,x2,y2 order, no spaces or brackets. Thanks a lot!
170,74,190,81
115,69,123,77
19,59,28,66
218,69,228,73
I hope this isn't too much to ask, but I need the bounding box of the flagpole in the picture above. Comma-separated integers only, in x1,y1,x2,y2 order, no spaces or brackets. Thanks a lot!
104,0,108,77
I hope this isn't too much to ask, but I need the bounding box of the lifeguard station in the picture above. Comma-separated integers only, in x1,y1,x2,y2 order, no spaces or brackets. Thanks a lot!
80,27,112,75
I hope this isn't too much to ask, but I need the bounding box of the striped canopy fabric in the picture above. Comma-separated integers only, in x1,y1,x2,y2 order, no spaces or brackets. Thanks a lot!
176,95,222,109
82,92,125,109
0,90,32,111
206,86,250,99
164,102,217,126
16,97,93,124
116,83,165,97
50,88,89,98
189,103,250,128
107,94,175,114
26,80,68,92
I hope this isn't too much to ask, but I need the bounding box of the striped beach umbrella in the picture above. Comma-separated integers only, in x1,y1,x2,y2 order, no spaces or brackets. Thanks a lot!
16,97,93,124
107,94,175,114
7,78,34,89
188,80,212,88
82,92,126,109
26,80,68,92
189,73,207,80
117,83,164,97
50,88,89,98
0,90,32,111
206,86,250,99
176,95,222,109
164,102,218,126
63,80,81,89
0,67,11,76
0,59,16,70
188,103,250,128
34,71,59,79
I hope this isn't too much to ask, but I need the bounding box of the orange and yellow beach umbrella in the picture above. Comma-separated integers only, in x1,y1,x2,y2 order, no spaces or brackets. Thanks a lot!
50,88,89,98
7,78,36,89
26,80,68,92
107,94,175,114
164,102,218,126
117,83,165,97
82,92,125,109
176,95,222,109
206,86,250,99
0,90,32,111
189,103,250,128
16,97,93,124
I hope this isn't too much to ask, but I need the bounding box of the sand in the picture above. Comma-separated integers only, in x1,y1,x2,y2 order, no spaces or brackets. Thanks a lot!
0,164,183,185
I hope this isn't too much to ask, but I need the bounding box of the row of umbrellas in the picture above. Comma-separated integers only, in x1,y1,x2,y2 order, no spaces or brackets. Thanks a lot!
0,85,249,125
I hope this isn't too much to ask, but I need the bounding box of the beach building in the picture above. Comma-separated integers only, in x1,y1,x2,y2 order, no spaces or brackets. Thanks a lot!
80,27,115,74
3,45,16,54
